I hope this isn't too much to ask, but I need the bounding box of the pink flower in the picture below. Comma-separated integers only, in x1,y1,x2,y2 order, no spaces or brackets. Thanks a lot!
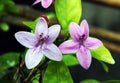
59,20,102,69
15,17,62,69
33,0,53,8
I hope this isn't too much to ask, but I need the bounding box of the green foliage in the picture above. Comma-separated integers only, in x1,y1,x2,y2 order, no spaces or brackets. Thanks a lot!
46,12,56,20
55,0,82,35
43,61,74,83
91,45,115,64
80,79,100,83
0,4,5,15
0,0,18,16
0,22,9,32
23,18,40,30
0,52,20,72
0,72,14,83
62,54,79,66
99,61,109,72
102,80,120,83
23,13,57,31
31,72,40,83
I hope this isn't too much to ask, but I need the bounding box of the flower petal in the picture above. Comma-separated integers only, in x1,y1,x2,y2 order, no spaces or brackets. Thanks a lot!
76,46,91,69
41,0,53,8
25,47,43,69
80,19,89,39
43,44,62,61
85,38,102,49
59,40,79,54
46,25,61,44
69,22,82,41
33,0,42,5
35,17,48,38
15,31,38,48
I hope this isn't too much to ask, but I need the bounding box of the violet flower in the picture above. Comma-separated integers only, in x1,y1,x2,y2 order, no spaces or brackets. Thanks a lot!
15,17,62,69
59,20,102,69
33,0,53,8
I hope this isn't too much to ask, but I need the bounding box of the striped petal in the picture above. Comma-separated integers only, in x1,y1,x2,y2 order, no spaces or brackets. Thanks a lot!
46,24,61,44
33,0,42,5
59,40,79,54
25,47,43,69
15,31,37,48
80,19,89,39
69,22,82,41
85,38,102,49
43,44,62,61
41,0,53,8
35,17,48,38
76,46,91,70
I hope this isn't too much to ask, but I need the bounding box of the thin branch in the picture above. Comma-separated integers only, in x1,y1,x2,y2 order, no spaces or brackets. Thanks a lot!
23,58,49,83
83,0,120,8
90,26,120,43
103,40,120,54
24,68,38,83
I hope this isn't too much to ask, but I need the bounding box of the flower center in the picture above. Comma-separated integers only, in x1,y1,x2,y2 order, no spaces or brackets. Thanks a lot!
35,33,49,47
79,34,85,46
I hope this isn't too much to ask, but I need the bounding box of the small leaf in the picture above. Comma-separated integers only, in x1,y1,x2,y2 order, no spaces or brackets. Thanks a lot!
99,61,109,72
80,79,100,83
0,52,20,72
43,61,74,83
23,12,55,31
102,80,120,83
0,4,4,12
63,54,79,66
0,22,9,32
55,0,82,35
91,45,115,64
31,72,40,83
23,17,40,30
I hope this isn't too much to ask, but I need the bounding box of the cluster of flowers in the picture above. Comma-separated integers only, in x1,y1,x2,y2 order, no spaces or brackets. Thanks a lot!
15,0,102,70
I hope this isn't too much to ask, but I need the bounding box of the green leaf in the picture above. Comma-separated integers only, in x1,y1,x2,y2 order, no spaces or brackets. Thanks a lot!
55,0,82,34
99,61,109,72
23,18,40,30
80,79,100,83
102,80,120,83
0,22,9,32
0,4,4,12
63,54,79,66
0,4,6,15
23,12,55,31
31,72,40,83
43,61,74,83
91,45,115,64
0,52,20,72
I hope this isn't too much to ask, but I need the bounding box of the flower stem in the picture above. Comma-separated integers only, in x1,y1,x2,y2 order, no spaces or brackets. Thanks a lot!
24,68,38,83
23,58,50,83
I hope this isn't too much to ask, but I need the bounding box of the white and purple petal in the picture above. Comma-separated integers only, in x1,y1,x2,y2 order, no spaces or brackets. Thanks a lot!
80,19,89,39
33,0,42,5
85,38,102,49
76,46,91,70
46,25,61,44
25,47,43,69
59,40,79,54
69,22,82,41
41,0,53,8
15,31,38,48
43,44,62,61
35,17,48,38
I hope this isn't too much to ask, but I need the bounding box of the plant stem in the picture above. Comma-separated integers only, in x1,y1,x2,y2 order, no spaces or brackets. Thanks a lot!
23,58,49,83
23,68,38,83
